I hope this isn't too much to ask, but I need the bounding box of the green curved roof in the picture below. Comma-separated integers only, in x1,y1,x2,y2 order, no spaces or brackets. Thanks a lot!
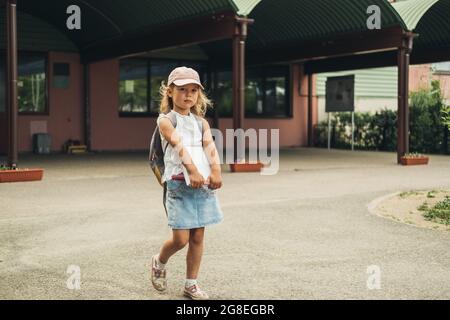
392,0,450,50
18,0,239,50
17,0,406,51
232,0,261,15
12,0,449,63
391,0,439,30
244,0,406,50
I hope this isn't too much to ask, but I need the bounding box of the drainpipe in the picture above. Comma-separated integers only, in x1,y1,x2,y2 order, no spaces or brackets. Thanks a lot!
83,64,91,151
308,72,314,147
6,0,18,168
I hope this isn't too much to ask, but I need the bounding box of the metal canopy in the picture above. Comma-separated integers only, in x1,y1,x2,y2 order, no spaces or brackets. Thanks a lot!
393,0,450,51
392,0,439,31
17,0,238,48
245,0,406,50
305,0,450,74
15,0,241,63
8,0,411,64
0,0,447,66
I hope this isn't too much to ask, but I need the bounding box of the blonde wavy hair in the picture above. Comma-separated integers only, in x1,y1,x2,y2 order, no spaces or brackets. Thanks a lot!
159,82,213,117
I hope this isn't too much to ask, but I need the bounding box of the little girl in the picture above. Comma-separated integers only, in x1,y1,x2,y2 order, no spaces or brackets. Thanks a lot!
151,66,224,300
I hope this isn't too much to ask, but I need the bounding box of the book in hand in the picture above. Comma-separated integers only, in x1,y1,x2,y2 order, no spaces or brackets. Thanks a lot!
182,145,211,186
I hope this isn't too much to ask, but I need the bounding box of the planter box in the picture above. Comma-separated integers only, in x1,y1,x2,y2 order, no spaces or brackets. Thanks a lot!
0,169,44,183
229,162,264,172
400,157,429,166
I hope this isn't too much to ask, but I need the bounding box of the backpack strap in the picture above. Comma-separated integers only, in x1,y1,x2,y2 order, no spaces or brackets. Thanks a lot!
159,111,206,152
192,114,205,148
158,110,177,153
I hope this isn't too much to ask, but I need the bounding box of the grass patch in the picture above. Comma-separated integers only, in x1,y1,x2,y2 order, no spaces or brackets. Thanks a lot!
418,202,429,211
399,191,421,198
422,196,450,225
427,190,438,198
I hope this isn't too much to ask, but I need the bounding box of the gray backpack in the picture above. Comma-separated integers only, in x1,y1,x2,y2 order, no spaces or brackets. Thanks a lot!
149,110,204,187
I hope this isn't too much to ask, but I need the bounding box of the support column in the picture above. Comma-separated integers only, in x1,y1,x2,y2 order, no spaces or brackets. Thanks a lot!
232,20,246,163
307,73,313,147
83,64,91,151
397,34,413,164
6,0,18,167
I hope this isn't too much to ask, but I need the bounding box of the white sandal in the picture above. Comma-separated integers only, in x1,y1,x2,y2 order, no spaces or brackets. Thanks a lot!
184,284,209,300
151,255,167,292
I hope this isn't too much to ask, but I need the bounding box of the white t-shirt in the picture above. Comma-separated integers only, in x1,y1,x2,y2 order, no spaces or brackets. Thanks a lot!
157,111,211,185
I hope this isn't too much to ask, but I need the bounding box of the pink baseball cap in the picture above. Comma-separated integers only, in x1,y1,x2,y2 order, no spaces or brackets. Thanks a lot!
167,66,204,89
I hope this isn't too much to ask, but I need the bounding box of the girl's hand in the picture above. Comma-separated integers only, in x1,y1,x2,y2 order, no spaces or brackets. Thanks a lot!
189,170,205,189
206,171,222,190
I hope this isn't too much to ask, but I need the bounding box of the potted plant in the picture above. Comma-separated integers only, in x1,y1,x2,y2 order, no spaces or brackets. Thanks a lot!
229,160,265,172
0,164,44,183
400,152,429,166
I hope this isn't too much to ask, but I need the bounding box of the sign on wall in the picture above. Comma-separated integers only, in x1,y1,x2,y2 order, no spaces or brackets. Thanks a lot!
325,75,355,113
53,63,70,89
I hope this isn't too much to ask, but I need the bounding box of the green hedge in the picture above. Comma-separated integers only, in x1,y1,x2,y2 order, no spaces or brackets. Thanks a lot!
313,80,449,155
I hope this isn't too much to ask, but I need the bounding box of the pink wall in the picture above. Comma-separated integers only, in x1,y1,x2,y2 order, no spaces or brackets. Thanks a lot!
89,59,156,151
1,56,317,155
3,53,448,156
409,64,450,100
409,65,432,92
15,52,83,153
433,74,450,100
89,61,314,152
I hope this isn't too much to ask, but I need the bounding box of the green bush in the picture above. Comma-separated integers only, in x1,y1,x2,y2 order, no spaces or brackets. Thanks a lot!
313,80,449,155
313,109,397,151
442,104,450,131
409,80,447,154
368,109,398,151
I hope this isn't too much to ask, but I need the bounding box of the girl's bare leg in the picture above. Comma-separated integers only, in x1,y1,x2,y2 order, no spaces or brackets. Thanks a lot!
158,229,190,264
186,228,205,279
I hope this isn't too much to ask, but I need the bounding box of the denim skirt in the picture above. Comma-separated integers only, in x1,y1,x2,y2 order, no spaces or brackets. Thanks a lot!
163,179,224,230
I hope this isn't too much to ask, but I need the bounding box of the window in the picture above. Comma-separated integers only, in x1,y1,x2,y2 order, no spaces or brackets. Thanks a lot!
119,59,208,116
150,60,207,114
0,53,48,114
261,66,289,117
214,65,291,118
215,71,232,117
246,68,264,116
150,61,179,114
53,63,70,89
119,59,149,113
18,54,47,114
